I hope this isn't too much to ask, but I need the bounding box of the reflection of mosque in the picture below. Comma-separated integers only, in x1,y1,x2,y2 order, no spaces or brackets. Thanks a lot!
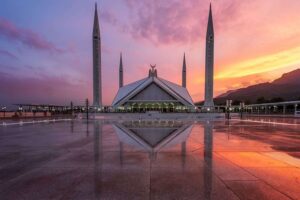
113,120,193,160
92,120,214,199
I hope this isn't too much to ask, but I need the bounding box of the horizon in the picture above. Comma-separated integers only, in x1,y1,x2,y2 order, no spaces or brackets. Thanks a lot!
1,0,300,107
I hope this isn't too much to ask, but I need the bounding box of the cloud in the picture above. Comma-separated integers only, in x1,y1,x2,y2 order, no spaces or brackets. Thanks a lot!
0,49,18,59
213,73,271,96
100,10,118,26
216,46,300,79
0,72,89,105
121,0,245,45
0,17,64,53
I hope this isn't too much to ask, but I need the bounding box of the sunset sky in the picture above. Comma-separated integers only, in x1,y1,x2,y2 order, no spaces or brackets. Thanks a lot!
1,0,300,106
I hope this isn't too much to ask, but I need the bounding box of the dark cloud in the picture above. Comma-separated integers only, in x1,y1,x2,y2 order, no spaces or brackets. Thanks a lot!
0,17,64,53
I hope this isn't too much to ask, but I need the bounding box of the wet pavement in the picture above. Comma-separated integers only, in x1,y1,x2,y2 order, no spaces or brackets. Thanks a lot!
0,118,299,200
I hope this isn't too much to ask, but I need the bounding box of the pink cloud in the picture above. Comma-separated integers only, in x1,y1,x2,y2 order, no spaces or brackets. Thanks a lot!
121,0,246,45
0,17,64,53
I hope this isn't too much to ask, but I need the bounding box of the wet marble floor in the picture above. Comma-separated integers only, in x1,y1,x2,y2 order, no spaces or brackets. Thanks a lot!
0,118,299,200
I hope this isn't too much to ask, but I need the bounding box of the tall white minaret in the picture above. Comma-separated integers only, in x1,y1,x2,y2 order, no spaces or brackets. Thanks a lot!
182,53,186,88
93,3,102,107
119,53,123,88
203,4,214,110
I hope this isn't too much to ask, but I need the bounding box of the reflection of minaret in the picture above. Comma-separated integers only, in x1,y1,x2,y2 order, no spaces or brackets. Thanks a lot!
93,120,102,198
119,142,124,166
203,121,213,200
86,120,90,137
182,53,186,88
93,3,102,107
119,53,123,88
204,4,215,110
70,120,74,133
181,141,186,170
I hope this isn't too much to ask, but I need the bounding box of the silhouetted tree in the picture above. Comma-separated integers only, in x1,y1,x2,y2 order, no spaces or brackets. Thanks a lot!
270,97,284,103
232,100,242,105
256,97,268,104
245,100,251,105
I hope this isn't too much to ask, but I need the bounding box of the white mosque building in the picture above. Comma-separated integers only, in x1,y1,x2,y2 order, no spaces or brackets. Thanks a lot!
112,63,195,112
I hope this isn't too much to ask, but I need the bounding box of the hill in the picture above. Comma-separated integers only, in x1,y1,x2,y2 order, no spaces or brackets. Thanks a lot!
213,68,300,105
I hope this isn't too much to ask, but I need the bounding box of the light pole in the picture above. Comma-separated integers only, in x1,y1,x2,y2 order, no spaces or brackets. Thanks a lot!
226,100,232,120
1,107,6,118
70,101,74,117
85,99,89,120
239,102,245,119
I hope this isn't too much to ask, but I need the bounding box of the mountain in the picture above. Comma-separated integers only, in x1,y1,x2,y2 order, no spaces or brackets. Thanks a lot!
214,68,300,105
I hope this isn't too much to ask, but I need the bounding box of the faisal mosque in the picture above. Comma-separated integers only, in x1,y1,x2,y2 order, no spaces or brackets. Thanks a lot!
92,4,215,112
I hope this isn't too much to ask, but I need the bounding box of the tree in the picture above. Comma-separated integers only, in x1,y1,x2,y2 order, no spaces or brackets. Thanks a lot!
270,97,284,103
256,97,268,104
232,100,242,105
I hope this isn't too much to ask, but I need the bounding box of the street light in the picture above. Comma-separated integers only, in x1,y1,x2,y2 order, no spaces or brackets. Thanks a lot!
1,107,6,118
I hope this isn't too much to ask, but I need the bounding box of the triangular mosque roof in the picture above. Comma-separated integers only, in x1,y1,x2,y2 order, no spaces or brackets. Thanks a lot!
158,78,194,105
112,76,194,106
112,77,149,105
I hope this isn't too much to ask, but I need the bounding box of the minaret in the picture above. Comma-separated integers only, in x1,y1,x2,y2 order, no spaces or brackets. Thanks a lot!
119,53,123,88
203,4,214,110
93,3,102,108
182,53,186,88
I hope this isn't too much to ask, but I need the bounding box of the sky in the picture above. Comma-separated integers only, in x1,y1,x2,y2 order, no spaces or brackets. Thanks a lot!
1,0,300,107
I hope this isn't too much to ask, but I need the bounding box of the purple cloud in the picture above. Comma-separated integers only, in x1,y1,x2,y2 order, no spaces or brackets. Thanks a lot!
0,17,64,53
0,72,90,106
100,10,118,26
0,49,18,59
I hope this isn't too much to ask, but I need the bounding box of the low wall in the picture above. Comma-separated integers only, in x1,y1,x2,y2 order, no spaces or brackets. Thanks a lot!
0,112,52,119
244,113,299,118
78,112,225,120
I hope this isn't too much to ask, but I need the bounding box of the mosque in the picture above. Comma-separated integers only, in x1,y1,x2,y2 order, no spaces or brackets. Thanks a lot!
92,3,215,112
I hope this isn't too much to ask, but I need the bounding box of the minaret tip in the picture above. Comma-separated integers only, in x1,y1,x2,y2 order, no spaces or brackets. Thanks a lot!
207,2,214,35
182,52,187,87
183,53,186,69
119,52,124,87
119,52,123,70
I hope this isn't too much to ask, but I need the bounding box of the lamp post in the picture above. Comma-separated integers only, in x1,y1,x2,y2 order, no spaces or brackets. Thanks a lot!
70,101,74,117
239,102,245,119
1,107,6,118
85,99,89,120
226,100,232,120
